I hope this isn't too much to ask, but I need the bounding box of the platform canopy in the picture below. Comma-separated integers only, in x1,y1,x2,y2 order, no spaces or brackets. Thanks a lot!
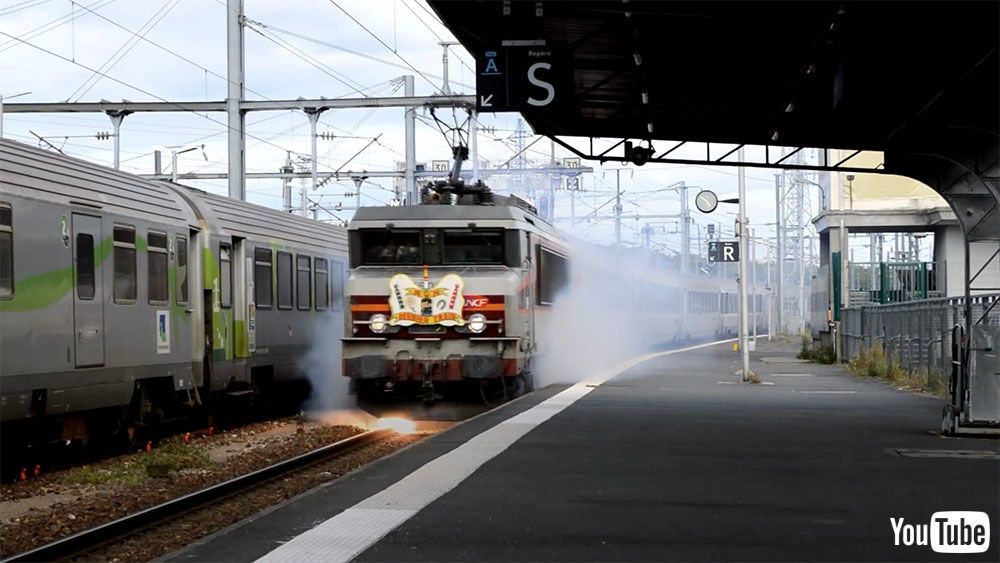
430,1,999,240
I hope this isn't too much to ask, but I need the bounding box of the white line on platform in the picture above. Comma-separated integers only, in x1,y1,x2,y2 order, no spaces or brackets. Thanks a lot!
254,338,736,563
769,373,815,377
799,390,857,394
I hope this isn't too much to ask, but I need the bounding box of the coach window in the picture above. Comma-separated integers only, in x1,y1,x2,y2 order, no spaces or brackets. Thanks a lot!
113,226,137,302
254,248,273,309
175,235,188,305
0,203,12,299
277,251,293,309
219,243,232,309
297,255,312,310
330,260,344,311
148,232,169,304
76,233,95,300
314,258,329,311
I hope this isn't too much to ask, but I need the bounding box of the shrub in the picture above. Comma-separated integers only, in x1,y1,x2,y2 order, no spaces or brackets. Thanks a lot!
847,344,948,398
798,337,836,364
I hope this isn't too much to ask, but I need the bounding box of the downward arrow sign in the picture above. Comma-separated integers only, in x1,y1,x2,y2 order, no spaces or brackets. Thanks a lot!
480,94,493,107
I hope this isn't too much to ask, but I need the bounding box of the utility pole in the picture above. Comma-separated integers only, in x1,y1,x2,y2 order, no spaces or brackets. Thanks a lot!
403,75,416,205
766,235,773,340
738,149,750,381
106,110,129,170
352,176,364,210
614,169,623,246
774,173,783,335
470,112,479,184
570,178,576,223
679,182,690,273
751,227,757,343
226,0,246,200
304,109,323,217
281,152,293,213
438,42,457,95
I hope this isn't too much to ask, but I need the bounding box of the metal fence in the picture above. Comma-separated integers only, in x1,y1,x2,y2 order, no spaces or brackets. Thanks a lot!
841,293,1000,376
847,261,946,306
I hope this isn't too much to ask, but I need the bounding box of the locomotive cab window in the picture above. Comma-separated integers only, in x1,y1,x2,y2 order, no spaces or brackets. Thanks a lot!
277,251,293,309
76,233,95,300
113,225,136,303
359,230,421,265
148,231,169,304
297,255,312,310
537,246,569,305
175,235,188,305
0,203,12,299
315,258,328,311
442,229,504,265
219,243,232,309
254,247,273,309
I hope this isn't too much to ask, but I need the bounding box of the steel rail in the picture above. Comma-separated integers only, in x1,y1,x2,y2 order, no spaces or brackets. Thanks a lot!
2,428,392,563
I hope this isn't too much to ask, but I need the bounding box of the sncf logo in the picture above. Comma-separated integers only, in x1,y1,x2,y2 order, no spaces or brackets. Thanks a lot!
464,296,490,308
891,512,991,553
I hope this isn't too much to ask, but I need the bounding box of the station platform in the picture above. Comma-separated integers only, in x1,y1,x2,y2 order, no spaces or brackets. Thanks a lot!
170,339,999,562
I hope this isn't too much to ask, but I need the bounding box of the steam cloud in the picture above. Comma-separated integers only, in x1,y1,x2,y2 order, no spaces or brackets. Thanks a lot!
535,243,675,388
299,311,375,427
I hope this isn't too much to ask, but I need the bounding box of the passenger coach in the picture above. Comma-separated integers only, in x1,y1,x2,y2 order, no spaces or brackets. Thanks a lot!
0,139,347,446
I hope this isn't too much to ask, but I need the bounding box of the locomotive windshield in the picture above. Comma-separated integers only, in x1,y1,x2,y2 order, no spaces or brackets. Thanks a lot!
356,228,506,266
441,230,503,264
361,230,422,265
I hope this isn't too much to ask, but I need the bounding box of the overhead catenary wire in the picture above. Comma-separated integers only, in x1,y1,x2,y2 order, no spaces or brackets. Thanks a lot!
243,19,474,91
399,0,475,75
244,24,376,98
0,30,304,158
69,1,273,101
66,0,181,102
327,0,441,94
0,0,51,16
0,0,117,52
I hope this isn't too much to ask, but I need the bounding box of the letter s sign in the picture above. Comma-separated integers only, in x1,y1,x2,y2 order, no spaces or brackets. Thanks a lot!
526,62,555,107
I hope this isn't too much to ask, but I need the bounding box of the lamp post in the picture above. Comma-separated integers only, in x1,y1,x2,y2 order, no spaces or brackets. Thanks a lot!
0,91,31,140
169,144,206,183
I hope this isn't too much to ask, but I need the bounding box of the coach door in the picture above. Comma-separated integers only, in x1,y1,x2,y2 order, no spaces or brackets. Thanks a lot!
72,213,105,367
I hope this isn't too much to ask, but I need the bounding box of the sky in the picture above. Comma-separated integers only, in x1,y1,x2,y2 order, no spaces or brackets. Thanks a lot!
0,0,824,259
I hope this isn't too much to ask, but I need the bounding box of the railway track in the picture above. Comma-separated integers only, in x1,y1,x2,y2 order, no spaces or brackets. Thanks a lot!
1,428,393,563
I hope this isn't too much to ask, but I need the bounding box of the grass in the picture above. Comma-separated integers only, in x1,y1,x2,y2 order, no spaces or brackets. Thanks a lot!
797,335,836,364
65,440,212,486
848,343,949,398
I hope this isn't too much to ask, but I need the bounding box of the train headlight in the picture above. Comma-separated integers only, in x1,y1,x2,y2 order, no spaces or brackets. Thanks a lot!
369,314,388,333
467,313,487,333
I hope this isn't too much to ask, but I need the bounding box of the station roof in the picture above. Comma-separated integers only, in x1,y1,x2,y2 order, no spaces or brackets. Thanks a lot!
430,1,1000,241
429,1,997,153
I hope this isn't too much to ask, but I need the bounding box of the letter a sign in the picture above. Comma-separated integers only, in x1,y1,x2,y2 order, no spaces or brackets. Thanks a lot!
708,241,740,263
477,44,565,113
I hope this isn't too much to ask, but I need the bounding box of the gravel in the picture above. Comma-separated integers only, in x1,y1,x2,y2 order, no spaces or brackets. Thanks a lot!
81,434,423,562
0,420,425,560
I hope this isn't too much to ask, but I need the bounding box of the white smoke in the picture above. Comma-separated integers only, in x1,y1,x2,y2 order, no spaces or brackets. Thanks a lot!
534,243,672,388
299,311,375,427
